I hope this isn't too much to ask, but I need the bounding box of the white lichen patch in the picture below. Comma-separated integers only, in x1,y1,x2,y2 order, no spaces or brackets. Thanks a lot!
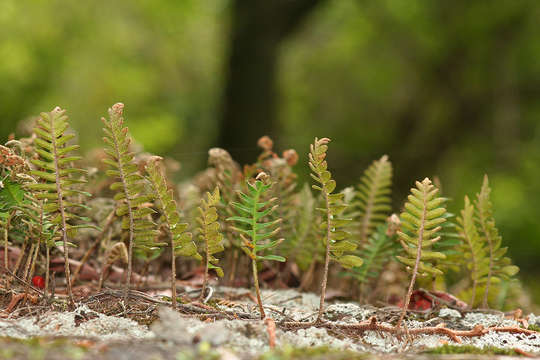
0,305,152,340
438,308,461,319
461,312,518,329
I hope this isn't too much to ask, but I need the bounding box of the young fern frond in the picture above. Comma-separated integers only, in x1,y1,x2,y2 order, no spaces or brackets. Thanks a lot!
146,158,199,308
355,155,392,243
350,225,399,290
227,173,285,319
457,196,488,308
197,187,224,301
309,137,363,322
27,107,91,306
474,175,519,308
396,178,446,326
102,103,158,303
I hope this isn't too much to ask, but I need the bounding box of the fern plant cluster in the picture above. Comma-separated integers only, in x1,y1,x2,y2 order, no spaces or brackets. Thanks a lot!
0,102,524,318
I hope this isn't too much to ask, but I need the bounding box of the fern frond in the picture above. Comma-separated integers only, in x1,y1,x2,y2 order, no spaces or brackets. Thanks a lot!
396,178,446,324
146,158,199,307
227,173,285,318
197,186,224,300
309,137,362,321
474,175,519,308
350,225,399,287
355,155,393,243
102,103,158,302
27,107,91,305
456,195,488,308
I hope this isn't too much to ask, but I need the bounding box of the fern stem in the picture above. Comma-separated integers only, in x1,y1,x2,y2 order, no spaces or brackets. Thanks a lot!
45,245,50,301
480,214,494,308
316,191,332,323
108,120,136,305
200,237,210,303
49,115,74,307
3,211,13,277
170,241,178,308
252,258,266,319
462,228,478,309
398,187,427,327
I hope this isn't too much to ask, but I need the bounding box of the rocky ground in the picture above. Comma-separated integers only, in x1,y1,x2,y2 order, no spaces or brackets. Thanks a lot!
0,287,538,359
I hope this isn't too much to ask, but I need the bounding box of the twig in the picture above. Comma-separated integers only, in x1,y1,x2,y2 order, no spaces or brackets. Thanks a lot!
265,317,277,348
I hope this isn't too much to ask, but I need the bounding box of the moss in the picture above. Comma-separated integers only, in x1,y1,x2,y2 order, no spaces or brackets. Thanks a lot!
258,345,368,360
0,337,88,360
425,344,522,356
528,323,540,332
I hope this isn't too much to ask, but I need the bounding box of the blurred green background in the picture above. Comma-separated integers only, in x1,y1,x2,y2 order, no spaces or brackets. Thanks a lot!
2,1,540,299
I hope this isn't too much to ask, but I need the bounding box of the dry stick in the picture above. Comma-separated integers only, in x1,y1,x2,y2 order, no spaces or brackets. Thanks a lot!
316,189,332,323
72,208,116,284
397,189,427,328
265,317,277,348
44,246,50,300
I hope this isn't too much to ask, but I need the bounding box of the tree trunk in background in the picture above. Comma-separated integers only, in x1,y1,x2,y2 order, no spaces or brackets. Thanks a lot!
219,0,323,164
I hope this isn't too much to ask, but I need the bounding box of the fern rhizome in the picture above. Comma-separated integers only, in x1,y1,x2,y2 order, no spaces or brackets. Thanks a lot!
0,103,526,334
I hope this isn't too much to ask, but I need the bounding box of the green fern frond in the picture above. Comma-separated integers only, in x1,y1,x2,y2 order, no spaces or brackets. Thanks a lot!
146,158,199,307
197,187,224,300
227,173,284,318
309,137,362,321
102,102,158,302
284,184,323,270
27,107,91,305
456,195,489,308
355,155,393,242
309,138,362,270
474,175,519,308
396,178,446,324
350,225,398,286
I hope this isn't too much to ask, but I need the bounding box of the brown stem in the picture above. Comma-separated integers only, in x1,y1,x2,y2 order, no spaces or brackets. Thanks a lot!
316,191,331,323
480,214,494,308
3,212,14,276
397,188,427,328
199,241,210,303
72,208,116,284
171,246,177,308
252,259,266,319
44,246,50,300
22,243,35,281
227,248,238,286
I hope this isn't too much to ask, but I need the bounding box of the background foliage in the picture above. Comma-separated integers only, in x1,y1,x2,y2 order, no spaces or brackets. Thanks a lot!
2,0,540,300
